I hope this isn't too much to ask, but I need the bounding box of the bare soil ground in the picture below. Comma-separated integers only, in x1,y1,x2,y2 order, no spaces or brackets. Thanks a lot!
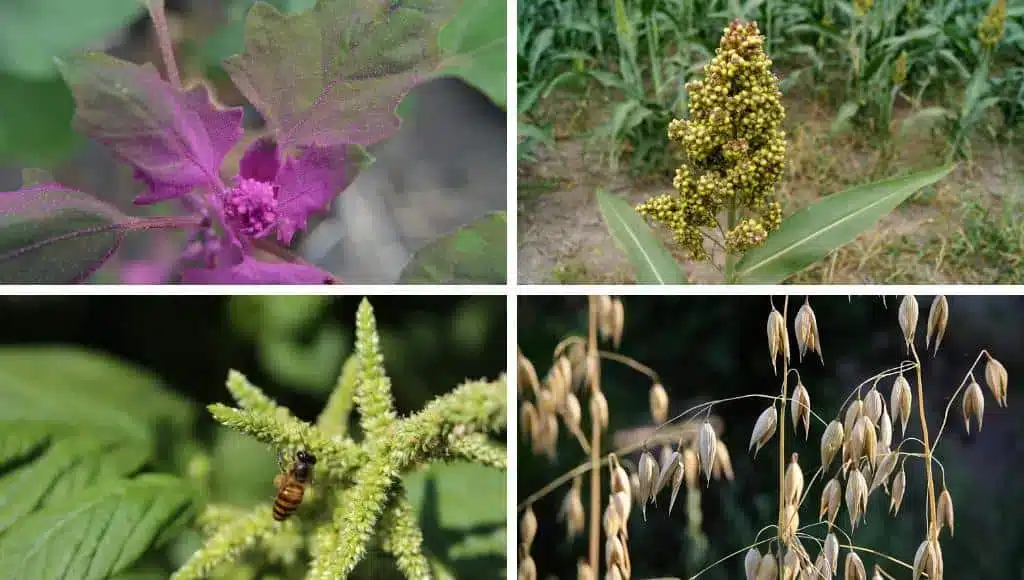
518,92,1024,284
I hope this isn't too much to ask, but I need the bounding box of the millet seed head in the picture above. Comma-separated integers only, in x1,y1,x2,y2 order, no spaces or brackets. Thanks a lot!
636,19,786,261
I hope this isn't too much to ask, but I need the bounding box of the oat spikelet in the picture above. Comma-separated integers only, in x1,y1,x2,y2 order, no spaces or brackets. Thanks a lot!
784,453,804,505
863,388,883,424
846,468,868,529
749,405,778,457
891,374,913,436
912,539,936,580
871,451,898,493
824,532,839,571
937,488,955,536
698,421,717,484
682,448,698,490
890,468,906,515
791,380,811,439
559,481,585,539
590,391,609,430
756,553,778,580
578,560,595,580
843,399,863,435
878,407,893,451
520,401,538,444
668,456,686,513
926,295,949,356
898,295,919,350
518,349,540,395
744,548,761,580
820,478,841,528
519,552,537,580
637,450,658,518
520,507,538,550
794,299,823,363
844,551,866,580
653,449,680,499
820,420,844,472
779,503,799,544
714,439,735,481
963,379,985,434
611,298,625,349
649,383,669,423
985,356,1008,407
767,308,787,375
563,392,582,434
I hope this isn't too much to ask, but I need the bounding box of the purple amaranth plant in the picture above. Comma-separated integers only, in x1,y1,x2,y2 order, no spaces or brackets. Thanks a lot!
2,0,460,284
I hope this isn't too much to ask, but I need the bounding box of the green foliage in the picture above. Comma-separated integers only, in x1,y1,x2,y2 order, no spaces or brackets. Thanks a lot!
0,0,141,78
399,213,507,284
436,0,507,108
178,299,506,579
732,163,957,283
0,348,199,578
403,462,506,578
596,188,686,284
201,0,317,68
0,74,78,165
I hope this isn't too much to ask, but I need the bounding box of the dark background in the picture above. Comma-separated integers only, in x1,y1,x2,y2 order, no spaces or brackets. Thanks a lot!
518,295,1024,579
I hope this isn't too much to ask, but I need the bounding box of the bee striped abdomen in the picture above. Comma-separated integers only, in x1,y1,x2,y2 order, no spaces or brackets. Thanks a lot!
273,481,305,521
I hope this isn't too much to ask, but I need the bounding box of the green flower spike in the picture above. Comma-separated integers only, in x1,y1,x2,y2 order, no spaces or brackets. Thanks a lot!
172,298,507,580
636,19,787,261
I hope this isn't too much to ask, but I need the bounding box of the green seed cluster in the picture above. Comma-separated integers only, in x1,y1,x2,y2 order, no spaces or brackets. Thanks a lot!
893,51,908,85
854,0,874,17
978,0,1007,51
636,19,787,260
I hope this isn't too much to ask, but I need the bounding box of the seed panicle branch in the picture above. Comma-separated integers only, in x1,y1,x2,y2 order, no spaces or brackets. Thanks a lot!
175,299,506,579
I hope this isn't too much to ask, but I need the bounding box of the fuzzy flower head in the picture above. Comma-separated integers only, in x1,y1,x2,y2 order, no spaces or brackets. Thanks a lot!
637,20,787,260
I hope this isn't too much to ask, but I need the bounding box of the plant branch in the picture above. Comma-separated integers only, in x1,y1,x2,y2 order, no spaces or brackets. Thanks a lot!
148,0,181,90
909,342,938,538
587,296,601,574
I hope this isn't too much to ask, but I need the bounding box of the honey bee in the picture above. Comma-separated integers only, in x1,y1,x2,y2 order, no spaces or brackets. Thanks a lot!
273,449,316,521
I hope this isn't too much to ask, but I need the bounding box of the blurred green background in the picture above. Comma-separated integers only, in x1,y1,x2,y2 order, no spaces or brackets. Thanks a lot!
518,295,1024,579
0,294,507,579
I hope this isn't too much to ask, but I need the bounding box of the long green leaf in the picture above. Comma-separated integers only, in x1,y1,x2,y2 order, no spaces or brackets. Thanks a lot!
595,188,687,284
733,164,956,283
0,474,197,580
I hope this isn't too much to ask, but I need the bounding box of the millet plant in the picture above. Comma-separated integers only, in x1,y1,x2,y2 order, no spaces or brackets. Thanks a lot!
517,295,1010,579
596,20,959,285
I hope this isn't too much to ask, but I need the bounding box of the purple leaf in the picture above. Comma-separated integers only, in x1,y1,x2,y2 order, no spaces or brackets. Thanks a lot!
238,137,281,183
56,53,244,203
274,143,369,244
0,185,132,283
180,255,334,284
222,0,461,149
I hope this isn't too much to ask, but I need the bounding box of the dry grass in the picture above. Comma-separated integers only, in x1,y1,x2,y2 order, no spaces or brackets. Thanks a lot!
517,295,1010,580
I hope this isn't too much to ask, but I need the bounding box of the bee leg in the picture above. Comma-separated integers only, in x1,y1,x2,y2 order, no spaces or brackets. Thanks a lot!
273,473,284,489
276,449,286,471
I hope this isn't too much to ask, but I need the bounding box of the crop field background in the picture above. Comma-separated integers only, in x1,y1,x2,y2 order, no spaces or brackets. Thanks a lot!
517,0,1024,284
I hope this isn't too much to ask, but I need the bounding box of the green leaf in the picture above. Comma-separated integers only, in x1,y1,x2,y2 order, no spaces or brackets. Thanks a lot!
0,73,78,165
0,430,150,534
0,474,197,580
399,212,506,284
0,347,195,439
0,0,142,77
0,422,51,468
733,164,957,283
222,0,461,148
595,188,687,284
435,0,506,108
404,462,504,578
200,0,316,67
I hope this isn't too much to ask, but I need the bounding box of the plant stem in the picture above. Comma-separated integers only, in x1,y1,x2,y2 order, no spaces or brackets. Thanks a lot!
724,200,737,281
776,295,789,575
587,297,602,574
126,215,205,232
148,0,182,90
910,343,938,538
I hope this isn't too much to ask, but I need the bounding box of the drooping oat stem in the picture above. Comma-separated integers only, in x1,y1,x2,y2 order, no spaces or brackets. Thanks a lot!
587,297,602,574
909,342,938,539
147,0,182,90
